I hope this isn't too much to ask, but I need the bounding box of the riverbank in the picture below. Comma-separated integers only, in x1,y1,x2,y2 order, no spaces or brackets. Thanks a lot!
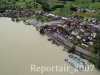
1,6,100,68
0,17,100,75
0,1,100,70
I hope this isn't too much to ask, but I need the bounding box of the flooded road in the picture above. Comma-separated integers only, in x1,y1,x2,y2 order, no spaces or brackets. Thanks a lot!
0,17,99,75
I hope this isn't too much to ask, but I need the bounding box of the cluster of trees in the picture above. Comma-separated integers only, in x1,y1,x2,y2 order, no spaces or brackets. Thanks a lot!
0,0,100,13
92,0,100,3
0,0,100,18
93,34,100,53
60,0,75,1
93,33,100,69
25,1,42,10
36,0,65,12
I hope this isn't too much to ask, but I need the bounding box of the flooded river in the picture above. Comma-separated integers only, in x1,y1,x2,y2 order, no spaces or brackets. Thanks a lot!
0,17,99,75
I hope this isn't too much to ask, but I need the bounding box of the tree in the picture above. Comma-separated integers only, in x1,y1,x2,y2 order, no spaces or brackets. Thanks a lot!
40,27,45,35
36,0,50,12
15,0,19,2
12,1,16,5
68,45,76,53
0,7,6,13
92,0,100,3
92,0,95,3
23,0,25,2
70,6,77,11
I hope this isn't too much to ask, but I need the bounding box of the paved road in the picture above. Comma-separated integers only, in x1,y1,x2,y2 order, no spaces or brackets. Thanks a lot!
52,32,95,58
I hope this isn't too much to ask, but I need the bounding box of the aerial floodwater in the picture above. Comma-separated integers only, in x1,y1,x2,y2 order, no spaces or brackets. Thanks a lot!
0,17,99,75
